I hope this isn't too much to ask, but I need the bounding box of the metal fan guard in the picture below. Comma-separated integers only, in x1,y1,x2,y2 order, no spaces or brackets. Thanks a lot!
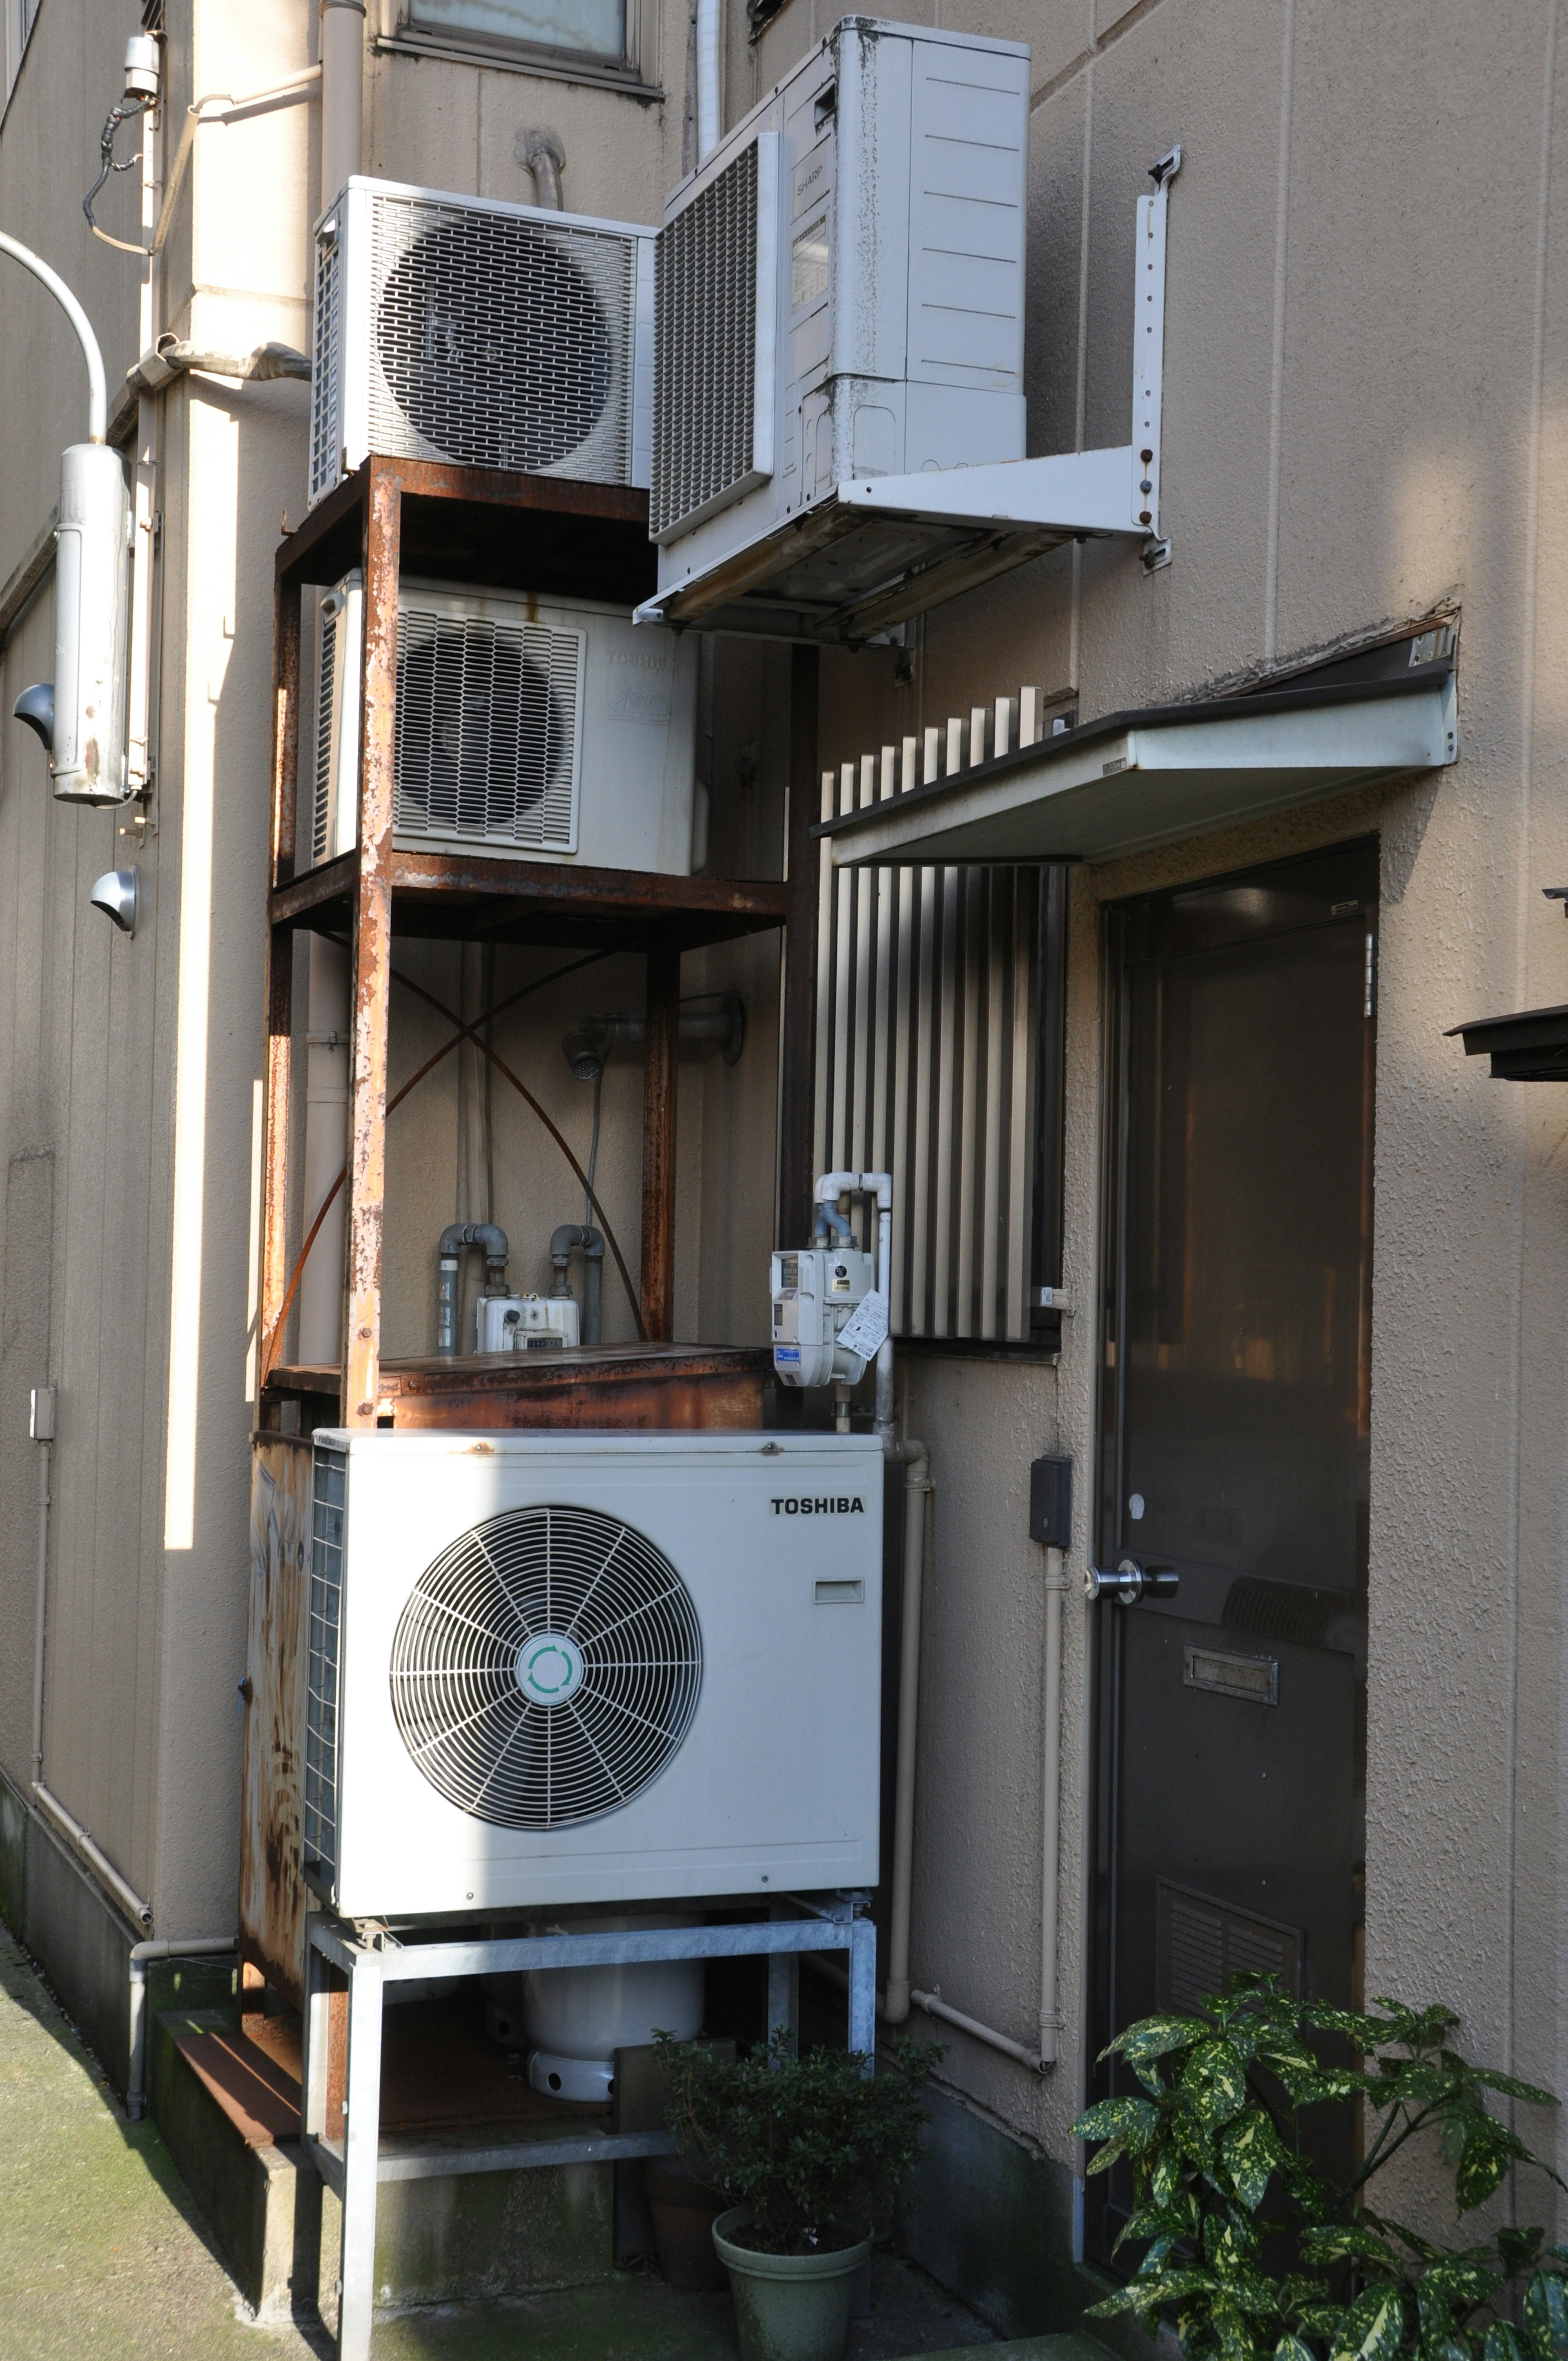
389,1504,702,1828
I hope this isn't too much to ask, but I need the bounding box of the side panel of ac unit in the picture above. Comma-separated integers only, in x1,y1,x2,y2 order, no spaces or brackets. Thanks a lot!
651,18,1029,583
307,576,696,872
306,1431,884,1919
308,177,656,510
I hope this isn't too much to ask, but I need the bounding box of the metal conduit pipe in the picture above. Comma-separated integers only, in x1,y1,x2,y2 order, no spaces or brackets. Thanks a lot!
437,1223,510,1356
696,0,722,159
907,1543,1066,2071
127,1937,237,2120
811,1168,1065,2069
32,1781,151,1930
320,0,365,208
518,126,565,208
550,1223,604,1345
29,1389,54,1786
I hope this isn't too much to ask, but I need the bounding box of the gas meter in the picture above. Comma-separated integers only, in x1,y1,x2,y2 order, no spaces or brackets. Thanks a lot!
770,1246,878,1388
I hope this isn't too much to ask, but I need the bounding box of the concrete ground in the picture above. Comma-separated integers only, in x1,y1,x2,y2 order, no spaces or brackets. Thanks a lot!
0,1917,1005,2359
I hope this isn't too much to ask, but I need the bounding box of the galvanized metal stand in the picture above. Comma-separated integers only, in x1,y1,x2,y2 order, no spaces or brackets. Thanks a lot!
302,1900,877,2361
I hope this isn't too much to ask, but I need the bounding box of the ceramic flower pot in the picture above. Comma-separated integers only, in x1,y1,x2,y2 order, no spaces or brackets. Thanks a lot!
712,2205,872,2361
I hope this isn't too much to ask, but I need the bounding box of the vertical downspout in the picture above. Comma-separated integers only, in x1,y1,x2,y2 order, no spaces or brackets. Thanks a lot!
1038,1545,1067,2066
696,0,722,160
319,0,365,206
29,1388,55,1785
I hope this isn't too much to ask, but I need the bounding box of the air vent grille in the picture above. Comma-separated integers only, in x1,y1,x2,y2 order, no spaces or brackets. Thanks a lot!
389,1504,703,1828
303,1448,346,1875
312,603,337,865
652,142,760,539
368,193,634,479
309,225,344,508
393,604,582,851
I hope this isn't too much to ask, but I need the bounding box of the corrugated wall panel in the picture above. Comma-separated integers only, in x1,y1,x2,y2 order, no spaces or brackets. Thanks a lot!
813,761,1043,1343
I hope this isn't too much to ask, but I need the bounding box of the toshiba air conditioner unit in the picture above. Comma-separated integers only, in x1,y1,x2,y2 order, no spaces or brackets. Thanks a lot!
308,575,697,869
649,16,1029,584
302,1430,884,1917
309,176,655,508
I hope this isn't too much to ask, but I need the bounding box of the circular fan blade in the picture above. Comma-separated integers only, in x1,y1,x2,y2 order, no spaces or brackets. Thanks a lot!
376,215,614,470
390,1505,702,1828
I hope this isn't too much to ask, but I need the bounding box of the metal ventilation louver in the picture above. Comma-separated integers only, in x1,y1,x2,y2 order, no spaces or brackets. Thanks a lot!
310,226,344,506
312,603,337,864
370,191,634,478
392,601,582,851
388,1504,703,1829
303,1448,346,1875
652,139,773,541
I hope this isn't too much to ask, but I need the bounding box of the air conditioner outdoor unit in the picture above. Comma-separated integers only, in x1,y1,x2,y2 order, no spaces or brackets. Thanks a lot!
302,1430,883,1918
309,575,697,869
308,176,656,509
648,16,1029,585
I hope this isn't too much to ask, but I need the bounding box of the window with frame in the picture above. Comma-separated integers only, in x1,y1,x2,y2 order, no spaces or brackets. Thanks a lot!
401,0,630,66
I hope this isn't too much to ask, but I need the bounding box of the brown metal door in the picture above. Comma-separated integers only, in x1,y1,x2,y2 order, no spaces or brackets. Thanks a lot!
1087,840,1375,2266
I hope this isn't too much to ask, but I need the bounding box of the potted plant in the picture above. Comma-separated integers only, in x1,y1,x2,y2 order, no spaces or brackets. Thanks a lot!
1073,1973,1567,2361
656,2029,937,2361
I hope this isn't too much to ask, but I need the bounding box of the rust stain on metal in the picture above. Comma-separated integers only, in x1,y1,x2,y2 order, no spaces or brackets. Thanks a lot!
640,947,680,1343
238,1434,314,2006
342,463,400,1428
259,583,301,1382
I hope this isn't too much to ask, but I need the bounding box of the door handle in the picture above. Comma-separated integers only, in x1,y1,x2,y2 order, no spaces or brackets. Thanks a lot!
1085,1557,1179,1606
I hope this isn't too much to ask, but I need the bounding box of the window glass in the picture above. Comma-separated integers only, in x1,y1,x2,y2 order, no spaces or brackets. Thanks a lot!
407,0,628,60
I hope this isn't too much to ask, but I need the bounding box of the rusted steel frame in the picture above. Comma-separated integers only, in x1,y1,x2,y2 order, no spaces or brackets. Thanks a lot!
640,946,680,1343
388,962,647,1339
275,465,368,588
342,462,400,1427
269,851,790,933
385,1370,764,1432
390,454,649,525
778,644,822,1251
259,579,301,1385
262,949,615,1371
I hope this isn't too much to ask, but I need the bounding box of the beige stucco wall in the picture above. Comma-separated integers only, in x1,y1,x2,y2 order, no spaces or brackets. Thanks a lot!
3,0,1566,2255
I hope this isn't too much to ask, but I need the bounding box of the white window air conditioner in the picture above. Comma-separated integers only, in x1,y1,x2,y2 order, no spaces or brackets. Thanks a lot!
309,176,656,510
648,16,1029,582
309,575,697,870
302,1430,884,1918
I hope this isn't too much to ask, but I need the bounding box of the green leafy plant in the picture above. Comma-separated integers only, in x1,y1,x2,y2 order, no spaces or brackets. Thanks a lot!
1071,1976,1567,2361
655,2029,939,2256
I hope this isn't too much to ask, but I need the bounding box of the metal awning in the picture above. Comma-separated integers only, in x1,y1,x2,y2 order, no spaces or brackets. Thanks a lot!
1449,1002,1568,1081
815,664,1457,868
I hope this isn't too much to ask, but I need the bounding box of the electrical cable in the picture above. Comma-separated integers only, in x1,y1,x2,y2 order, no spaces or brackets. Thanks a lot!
263,950,647,1376
584,1071,602,1233
84,93,154,253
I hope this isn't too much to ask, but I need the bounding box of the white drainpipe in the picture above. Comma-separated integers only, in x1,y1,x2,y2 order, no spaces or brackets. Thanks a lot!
127,1937,238,2120
696,0,722,160
320,0,365,205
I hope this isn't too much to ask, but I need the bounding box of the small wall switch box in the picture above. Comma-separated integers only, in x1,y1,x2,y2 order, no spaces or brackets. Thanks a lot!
1029,1455,1072,1550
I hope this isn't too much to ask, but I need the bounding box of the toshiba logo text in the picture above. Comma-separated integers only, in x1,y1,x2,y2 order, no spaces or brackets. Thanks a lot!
771,1497,866,1515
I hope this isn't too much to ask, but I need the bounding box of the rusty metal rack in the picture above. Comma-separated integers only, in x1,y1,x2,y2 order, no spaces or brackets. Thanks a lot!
304,1900,877,2361
259,457,820,1428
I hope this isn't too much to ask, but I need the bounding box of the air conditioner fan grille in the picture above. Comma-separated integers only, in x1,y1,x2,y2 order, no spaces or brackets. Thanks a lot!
393,606,581,849
389,1504,702,1828
370,197,633,478
310,227,344,507
652,141,759,539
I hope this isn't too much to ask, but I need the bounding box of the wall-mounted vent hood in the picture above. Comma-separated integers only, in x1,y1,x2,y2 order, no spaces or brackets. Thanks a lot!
816,661,1457,869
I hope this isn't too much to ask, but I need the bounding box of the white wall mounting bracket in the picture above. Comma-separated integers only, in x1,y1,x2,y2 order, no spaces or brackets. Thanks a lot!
637,148,1182,643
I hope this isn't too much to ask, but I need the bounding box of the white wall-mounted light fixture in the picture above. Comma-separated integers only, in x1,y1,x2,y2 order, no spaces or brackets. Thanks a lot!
0,233,134,806
89,869,137,934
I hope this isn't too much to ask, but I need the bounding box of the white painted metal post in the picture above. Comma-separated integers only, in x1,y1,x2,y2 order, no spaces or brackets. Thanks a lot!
767,1951,800,2057
1131,147,1181,543
301,1923,331,2141
848,1916,877,2069
338,1944,385,2361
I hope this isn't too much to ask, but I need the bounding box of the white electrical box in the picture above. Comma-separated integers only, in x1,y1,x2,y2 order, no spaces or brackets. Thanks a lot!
303,1430,884,1916
771,1245,876,1388
650,16,1029,589
309,574,697,871
476,1294,581,1352
309,176,655,510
